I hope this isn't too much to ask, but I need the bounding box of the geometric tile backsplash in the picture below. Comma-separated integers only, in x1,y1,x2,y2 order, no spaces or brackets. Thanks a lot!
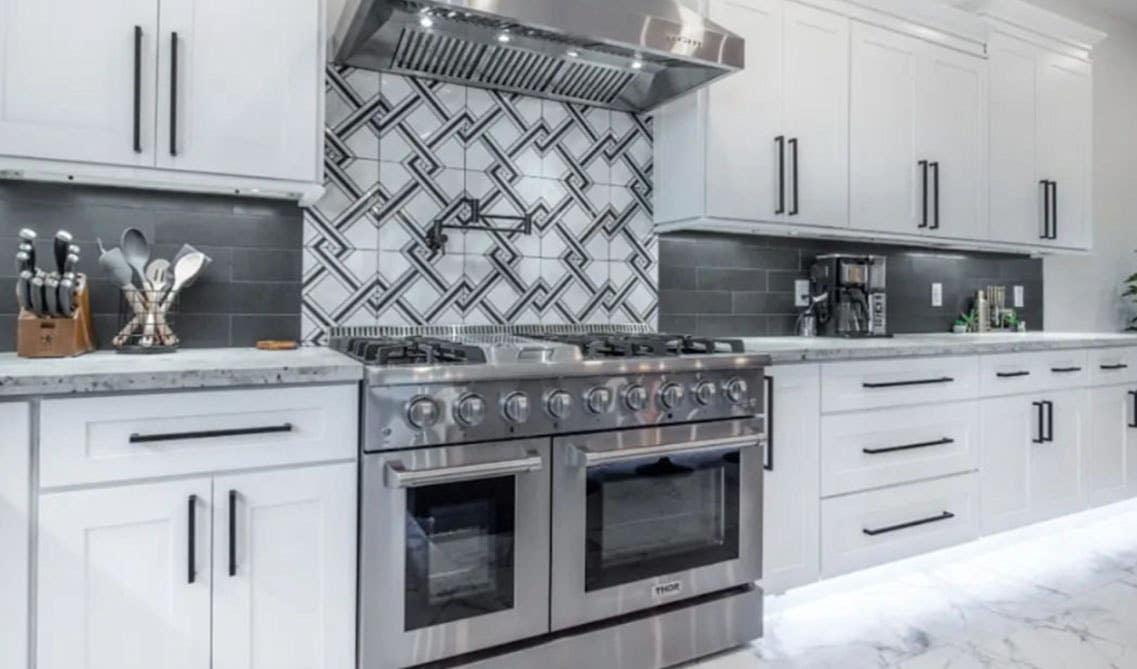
302,66,657,342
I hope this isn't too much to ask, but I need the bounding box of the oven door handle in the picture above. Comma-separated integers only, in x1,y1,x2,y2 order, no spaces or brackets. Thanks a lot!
384,451,543,488
574,435,761,467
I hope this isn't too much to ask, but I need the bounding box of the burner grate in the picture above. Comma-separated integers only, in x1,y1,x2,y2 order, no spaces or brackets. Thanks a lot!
526,333,745,359
334,336,487,366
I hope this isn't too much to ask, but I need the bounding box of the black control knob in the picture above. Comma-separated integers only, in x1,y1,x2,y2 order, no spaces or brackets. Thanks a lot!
659,382,685,410
586,387,613,414
725,378,749,404
624,384,648,412
454,394,486,427
695,381,718,405
502,392,531,424
406,397,440,429
546,390,572,419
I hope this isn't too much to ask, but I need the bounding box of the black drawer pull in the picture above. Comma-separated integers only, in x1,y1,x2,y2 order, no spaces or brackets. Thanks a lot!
764,375,775,472
229,489,238,577
863,511,955,537
1101,364,1129,371
1129,391,1137,429
996,371,1030,378
1051,367,1082,374
130,423,294,443
187,494,197,584
863,377,954,389
132,25,143,153
863,438,955,456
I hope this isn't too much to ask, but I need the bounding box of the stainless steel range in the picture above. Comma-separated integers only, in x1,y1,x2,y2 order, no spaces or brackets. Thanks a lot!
332,325,769,669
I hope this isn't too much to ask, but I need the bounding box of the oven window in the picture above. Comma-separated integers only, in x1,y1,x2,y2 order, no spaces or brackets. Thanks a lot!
585,450,740,592
404,476,516,630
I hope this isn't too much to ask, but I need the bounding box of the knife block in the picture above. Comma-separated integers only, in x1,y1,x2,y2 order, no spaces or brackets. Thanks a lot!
16,282,97,358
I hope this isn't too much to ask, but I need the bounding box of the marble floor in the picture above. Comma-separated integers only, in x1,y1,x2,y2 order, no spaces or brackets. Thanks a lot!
696,501,1137,669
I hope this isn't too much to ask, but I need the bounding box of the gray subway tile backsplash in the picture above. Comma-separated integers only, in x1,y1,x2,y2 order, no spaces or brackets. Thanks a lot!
659,232,1044,337
0,182,303,350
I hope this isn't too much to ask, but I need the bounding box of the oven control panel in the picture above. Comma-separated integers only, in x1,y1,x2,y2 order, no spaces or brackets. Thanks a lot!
364,369,766,452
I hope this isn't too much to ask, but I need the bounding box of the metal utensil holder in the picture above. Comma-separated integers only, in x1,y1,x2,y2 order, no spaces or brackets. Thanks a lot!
114,287,180,353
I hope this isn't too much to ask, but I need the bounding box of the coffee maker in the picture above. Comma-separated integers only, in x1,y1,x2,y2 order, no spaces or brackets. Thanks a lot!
807,254,888,337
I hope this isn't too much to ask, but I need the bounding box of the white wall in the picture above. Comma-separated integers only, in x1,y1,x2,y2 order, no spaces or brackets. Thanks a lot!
1027,1,1137,331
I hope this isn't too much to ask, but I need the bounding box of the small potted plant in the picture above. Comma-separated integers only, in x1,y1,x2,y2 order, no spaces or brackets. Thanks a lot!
953,309,977,334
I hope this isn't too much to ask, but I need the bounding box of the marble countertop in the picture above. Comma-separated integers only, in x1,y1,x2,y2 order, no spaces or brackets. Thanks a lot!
744,332,1137,364
0,347,364,396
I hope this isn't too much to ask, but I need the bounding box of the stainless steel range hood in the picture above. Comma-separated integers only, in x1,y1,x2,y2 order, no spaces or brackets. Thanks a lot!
331,0,745,113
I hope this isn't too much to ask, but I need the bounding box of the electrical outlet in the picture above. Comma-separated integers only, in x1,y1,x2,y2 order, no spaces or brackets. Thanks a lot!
931,283,943,308
794,279,811,308
1014,285,1024,308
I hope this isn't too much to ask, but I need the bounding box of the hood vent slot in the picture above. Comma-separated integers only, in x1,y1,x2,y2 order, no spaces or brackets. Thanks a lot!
393,28,636,106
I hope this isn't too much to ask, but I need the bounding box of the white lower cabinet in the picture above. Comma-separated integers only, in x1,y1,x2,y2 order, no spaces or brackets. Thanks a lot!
762,364,821,594
1085,385,1137,507
37,463,356,669
980,389,1088,534
820,473,980,578
0,402,30,669
37,477,213,669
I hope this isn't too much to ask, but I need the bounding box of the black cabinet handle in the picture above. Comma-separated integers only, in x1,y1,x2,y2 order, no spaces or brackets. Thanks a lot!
1040,180,1051,239
788,138,799,216
1032,401,1045,444
863,377,954,389
863,437,955,456
1129,391,1137,429
1051,367,1082,374
775,136,785,215
130,423,293,443
170,32,178,156
133,25,143,153
919,160,929,228
764,375,774,472
228,489,238,577
1045,400,1054,442
1101,364,1129,371
863,511,955,537
1046,179,1055,240
930,161,940,230
187,494,197,584
997,371,1030,378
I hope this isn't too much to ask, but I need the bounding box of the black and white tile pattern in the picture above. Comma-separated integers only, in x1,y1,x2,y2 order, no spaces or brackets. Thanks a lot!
302,66,657,342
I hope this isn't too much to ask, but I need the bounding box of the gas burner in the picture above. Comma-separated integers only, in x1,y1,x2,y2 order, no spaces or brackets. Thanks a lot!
332,336,487,366
527,333,744,359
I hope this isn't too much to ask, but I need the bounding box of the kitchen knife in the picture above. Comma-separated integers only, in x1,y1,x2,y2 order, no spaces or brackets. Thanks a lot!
18,270,33,312
53,230,73,275
29,275,45,317
15,271,29,313
44,276,59,316
18,228,36,269
58,276,74,317
15,250,30,274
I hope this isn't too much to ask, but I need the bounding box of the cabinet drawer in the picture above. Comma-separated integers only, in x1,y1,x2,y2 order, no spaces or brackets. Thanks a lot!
820,402,979,497
40,385,357,488
821,473,979,578
821,356,978,413
1090,347,1137,385
979,350,1089,396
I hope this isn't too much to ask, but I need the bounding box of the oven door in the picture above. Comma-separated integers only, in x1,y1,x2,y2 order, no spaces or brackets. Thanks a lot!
359,439,551,669
551,419,763,631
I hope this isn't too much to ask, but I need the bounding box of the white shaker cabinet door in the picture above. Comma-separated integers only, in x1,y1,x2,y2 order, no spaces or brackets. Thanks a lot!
1030,389,1087,522
919,44,987,242
762,364,821,594
1036,50,1092,250
1086,386,1137,508
212,463,357,669
979,395,1034,534
705,0,784,222
781,1,850,229
0,402,30,669
0,0,158,165
987,33,1041,245
849,22,922,236
156,0,321,181
37,478,212,669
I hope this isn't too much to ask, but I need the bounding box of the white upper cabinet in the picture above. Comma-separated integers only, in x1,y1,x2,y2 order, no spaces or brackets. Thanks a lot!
987,32,1093,249
0,0,158,165
0,0,323,201
156,0,321,181
658,0,849,230
851,22,986,240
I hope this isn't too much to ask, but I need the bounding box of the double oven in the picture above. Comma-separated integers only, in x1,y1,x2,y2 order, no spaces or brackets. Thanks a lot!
360,417,764,669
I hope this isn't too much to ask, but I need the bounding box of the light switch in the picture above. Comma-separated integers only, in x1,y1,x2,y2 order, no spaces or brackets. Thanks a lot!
931,283,943,307
1014,285,1024,308
794,279,811,308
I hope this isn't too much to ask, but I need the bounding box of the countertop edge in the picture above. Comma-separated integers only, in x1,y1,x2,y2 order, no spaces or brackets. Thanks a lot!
758,337,1137,365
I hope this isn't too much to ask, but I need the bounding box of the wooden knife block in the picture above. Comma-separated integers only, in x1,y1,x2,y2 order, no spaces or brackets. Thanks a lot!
17,284,97,358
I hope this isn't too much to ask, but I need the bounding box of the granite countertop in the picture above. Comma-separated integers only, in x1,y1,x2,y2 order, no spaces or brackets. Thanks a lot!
0,347,364,396
743,333,1137,364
